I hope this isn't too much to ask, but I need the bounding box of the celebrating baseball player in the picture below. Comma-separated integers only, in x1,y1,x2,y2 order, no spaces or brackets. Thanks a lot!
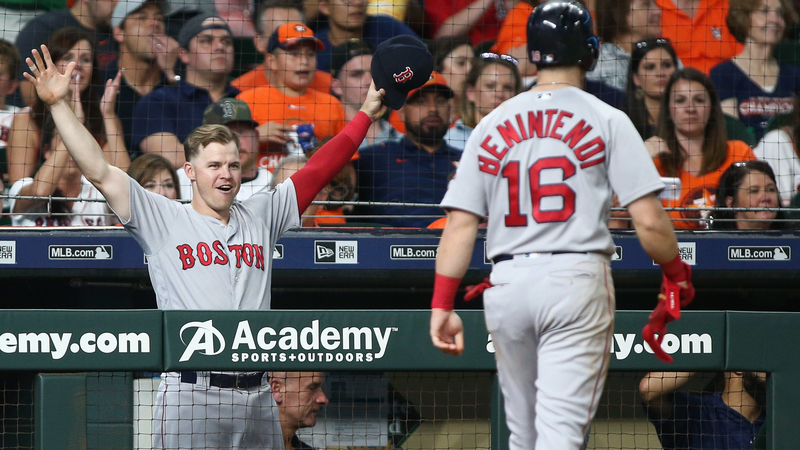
428,1,695,449
24,43,386,449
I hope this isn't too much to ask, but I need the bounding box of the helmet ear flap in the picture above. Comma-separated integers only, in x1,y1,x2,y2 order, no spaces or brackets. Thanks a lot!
581,36,599,72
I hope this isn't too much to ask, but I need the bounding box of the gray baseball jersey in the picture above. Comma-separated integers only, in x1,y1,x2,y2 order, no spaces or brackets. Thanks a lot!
117,176,300,310
441,86,664,258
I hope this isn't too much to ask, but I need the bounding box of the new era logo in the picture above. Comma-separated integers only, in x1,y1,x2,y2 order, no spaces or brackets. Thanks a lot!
393,67,413,83
314,241,358,264
273,244,284,259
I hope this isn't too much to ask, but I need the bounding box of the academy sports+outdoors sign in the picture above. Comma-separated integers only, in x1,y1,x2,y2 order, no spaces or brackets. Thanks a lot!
0,310,723,371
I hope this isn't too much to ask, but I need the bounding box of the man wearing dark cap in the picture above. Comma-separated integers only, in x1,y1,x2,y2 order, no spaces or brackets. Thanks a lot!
105,0,177,159
131,12,240,168
237,22,345,172
356,72,462,228
330,39,399,149
177,98,273,201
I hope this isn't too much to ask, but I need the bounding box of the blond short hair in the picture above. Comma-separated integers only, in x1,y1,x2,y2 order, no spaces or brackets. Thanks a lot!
183,124,240,162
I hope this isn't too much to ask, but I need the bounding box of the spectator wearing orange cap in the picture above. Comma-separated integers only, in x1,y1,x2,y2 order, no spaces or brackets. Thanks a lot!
490,1,536,80
237,22,346,173
355,72,462,228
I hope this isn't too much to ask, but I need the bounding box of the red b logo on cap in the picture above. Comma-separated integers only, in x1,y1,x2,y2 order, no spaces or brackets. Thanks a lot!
393,67,413,83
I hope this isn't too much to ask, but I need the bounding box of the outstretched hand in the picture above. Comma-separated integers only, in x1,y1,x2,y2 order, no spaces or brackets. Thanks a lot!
359,81,388,122
23,45,76,106
430,309,465,356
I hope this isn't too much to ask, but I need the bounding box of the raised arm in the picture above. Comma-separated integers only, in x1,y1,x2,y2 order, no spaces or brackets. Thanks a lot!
25,45,132,221
289,82,387,212
639,372,695,418
99,71,130,172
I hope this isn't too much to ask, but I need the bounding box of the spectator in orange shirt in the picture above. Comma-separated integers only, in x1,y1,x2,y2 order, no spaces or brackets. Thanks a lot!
237,22,346,172
646,68,755,228
231,0,332,94
490,1,536,81
655,0,743,74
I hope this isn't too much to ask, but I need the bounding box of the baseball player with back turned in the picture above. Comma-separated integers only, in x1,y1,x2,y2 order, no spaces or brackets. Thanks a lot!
23,44,387,449
429,1,696,449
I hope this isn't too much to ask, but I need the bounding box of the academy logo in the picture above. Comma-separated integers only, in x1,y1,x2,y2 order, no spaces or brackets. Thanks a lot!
273,244,284,260
314,241,358,264
612,246,623,261
0,241,15,264
390,245,438,260
177,319,397,364
728,246,790,261
179,320,226,362
49,245,112,260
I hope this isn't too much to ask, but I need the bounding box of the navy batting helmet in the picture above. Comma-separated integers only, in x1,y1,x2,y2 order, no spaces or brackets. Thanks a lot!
527,0,599,71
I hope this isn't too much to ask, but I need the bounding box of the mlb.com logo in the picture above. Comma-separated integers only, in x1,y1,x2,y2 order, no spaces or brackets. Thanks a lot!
314,241,358,264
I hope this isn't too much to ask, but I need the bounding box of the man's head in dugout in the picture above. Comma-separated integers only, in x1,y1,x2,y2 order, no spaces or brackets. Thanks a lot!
269,371,329,449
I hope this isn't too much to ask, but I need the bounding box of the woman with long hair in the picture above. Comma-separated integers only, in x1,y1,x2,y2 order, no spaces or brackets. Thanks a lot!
8,27,128,184
624,38,678,139
646,68,756,228
446,53,522,150
709,0,800,139
711,160,790,229
7,27,128,226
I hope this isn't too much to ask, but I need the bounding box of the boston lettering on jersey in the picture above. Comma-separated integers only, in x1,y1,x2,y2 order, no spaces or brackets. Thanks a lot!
477,109,606,176
176,241,265,271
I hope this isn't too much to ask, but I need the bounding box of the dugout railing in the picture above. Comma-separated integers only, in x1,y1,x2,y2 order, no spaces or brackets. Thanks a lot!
0,309,795,449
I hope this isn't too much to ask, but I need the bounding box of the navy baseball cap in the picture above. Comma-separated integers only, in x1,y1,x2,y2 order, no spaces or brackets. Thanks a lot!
371,35,434,110
178,12,232,49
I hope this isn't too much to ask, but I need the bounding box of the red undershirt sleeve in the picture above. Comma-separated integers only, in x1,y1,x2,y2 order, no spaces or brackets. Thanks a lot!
290,111,372,212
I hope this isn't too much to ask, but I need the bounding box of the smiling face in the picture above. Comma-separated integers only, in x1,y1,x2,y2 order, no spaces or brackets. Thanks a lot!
727,169,779,229
58,39,93,93
633,47,676,99
669,78,711,139
467,63,517,121
185,140,242,214
749,0,786,45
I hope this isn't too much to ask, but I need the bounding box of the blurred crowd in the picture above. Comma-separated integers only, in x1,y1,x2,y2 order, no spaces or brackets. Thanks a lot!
0,0,799,230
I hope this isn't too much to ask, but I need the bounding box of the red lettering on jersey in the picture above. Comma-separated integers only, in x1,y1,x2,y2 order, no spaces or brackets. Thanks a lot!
177,244,195,270
478,155,501,175
480,136,508,160
549,111,573,140
543,109,559,137
197,242,213,266
497,120,523,149
243,243,254,267
515,114,529,140
229,244,244,268
562,120,593,149
212,240,229,265
574,136,606,166
254,244,264,270
580,157,606,169
528,111,544,137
